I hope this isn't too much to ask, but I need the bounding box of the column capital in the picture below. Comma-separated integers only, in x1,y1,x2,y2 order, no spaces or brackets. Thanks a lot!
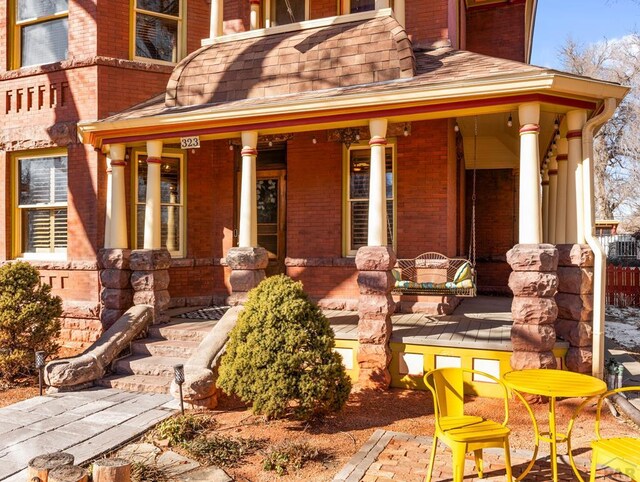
241,130,258,149
519,124,540,135
146,139,163,158
567,109,587,131
109,143,126,161
369,118,388,139
369,137,387,146
518,102,540,125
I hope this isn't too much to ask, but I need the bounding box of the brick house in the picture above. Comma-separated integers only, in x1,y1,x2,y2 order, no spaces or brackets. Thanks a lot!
3,1,628,392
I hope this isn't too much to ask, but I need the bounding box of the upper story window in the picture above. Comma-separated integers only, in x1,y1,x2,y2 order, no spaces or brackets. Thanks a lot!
15,0,69,68
133,0,183,63
265,0,308,27
15,152,68,260
350,0,375,13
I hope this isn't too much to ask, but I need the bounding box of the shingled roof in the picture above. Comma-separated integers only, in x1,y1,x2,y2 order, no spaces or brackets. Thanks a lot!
165,13,415,107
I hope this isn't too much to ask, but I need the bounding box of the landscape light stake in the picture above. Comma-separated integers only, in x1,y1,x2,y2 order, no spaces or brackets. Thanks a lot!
174,364,185,415
35,351,45,396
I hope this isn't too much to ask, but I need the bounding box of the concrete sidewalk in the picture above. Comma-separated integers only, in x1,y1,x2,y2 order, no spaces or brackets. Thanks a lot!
0,388,174,481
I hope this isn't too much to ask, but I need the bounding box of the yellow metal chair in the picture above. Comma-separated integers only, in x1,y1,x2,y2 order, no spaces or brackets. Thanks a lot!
424,367,513,482
588,387,640,482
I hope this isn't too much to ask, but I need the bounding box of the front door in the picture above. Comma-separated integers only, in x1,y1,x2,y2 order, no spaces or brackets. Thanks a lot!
256,170,286,275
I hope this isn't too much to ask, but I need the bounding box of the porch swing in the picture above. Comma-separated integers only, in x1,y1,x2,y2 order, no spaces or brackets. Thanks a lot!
392,117,479,298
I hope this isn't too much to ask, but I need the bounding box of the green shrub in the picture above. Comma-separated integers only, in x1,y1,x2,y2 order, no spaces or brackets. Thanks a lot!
183,434,264,467
0,262,62,381
262,441,320,475
154,413,216,445
217,275,352,419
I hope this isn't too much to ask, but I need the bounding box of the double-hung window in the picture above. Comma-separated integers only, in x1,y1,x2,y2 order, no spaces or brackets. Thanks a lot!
133,151,185,256
349,0,375,13
14,0,69,68
344,145,395,256
133,0,183,63
265,0,308,27
15,153,68,259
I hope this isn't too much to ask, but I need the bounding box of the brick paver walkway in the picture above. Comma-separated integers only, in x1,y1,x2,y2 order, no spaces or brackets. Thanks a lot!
0,388,174,481
334,430,634,481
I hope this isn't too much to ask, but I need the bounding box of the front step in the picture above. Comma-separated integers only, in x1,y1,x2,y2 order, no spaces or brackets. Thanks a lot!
132,339,199,358
113,354,187,377
96,374,173,394
148,319,218,342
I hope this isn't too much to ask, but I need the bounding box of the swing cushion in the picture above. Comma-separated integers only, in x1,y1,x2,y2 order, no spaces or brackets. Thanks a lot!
394,279,473,290
453,262,472,283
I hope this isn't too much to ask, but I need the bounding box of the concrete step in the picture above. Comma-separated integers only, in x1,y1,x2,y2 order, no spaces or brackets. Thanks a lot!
113,355,187,377
148,319,218,342
131,339,200,358
95,374,172,394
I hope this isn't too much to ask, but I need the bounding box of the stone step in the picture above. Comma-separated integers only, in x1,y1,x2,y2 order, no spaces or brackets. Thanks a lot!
131,339,200,358
113,355,187,377
148,319,218,342
95,374,172,394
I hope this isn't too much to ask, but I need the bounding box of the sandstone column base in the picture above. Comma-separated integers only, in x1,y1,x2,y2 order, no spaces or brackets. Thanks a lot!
226,247,268,304
130,249,171,324
356,246,396,390
98,248,132,330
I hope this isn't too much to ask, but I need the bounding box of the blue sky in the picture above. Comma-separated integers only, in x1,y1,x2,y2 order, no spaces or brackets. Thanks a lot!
532,0,640,68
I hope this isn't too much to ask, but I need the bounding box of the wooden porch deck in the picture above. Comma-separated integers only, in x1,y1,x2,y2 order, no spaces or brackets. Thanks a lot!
325,296,569,351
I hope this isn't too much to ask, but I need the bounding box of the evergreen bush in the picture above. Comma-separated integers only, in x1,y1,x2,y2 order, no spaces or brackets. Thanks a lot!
217,275,351,419
0,262,62,381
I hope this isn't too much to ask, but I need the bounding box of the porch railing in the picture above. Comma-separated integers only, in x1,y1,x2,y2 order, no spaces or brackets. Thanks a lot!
596,234,640,260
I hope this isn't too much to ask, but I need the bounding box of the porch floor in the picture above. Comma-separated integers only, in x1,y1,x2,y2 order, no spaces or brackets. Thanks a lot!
326,295,569,351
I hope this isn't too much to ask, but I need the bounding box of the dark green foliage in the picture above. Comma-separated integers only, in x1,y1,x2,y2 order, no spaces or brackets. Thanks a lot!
217,275,352,419
183,434,264,467
0,262,62,381
262,441,321,475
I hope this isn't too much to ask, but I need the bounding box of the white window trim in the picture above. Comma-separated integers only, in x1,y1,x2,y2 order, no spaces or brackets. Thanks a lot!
342,141,396,257
13,150,68,261
263,0,310,28
132,148,187,258
13,1,69,69
130,0,186,65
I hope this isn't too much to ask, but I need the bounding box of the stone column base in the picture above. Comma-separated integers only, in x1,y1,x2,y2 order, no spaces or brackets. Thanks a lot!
226,247,268,304
99,249,132,330
130,249,171,324
356,246,396,390
507,244,559,370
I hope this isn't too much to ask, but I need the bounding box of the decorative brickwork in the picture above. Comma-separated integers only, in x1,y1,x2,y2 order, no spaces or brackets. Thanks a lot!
555,244,595,373
356,246,396,390
507,244,559,370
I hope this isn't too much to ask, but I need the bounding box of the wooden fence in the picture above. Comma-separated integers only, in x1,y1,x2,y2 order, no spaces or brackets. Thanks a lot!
606,265,640,307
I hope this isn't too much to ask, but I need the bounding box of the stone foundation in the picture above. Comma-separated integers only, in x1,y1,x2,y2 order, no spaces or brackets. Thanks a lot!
507,244,559,370
356,246,396,390
226,247,268,304
130,249,171,324
99,249,132,330
555,244,594,373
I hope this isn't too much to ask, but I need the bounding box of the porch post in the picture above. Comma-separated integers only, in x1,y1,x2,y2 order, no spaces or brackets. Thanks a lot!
548,152,558,244
542,165,550,243
566,109,587,244
355,118,396,390
144,140,163,250
210,0,223,38
107,144,128,249
555,138,569,244
517,102,542,244
250,0,260,30
226,131,268,303
104,148,112,249
508,102,559,371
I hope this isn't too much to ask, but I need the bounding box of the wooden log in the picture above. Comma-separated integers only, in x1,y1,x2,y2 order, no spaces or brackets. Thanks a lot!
47,465,87,482
92,458,131,482
27,452,75,482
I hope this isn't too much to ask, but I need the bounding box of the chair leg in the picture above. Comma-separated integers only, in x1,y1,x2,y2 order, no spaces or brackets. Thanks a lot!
474,449,484,478
503,439,513,482
452,444,467,482
425,436,438,482
589,448,598,482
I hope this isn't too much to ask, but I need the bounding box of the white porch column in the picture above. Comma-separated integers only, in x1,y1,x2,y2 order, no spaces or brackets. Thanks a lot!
239,131,258,248
104,150,112,249
518,102,542,244
548,153,558,244
144,140,163,250
542,165,550,243
555,138,568,244
106,144,128,249
210,0,223,38
393,0,405,28
375,0,390,8
368,118,388,246
249,0,260,30
567,109,588,244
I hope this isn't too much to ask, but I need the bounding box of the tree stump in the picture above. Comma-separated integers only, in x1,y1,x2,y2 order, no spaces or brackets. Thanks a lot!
48,465,87,482
92,458,131,482
27,452,75,482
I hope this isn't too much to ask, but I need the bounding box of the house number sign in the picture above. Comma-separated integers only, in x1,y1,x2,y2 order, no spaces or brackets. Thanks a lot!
180,136,200,149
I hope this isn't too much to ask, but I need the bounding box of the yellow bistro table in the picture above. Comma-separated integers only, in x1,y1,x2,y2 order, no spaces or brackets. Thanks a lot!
503,369,607,482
